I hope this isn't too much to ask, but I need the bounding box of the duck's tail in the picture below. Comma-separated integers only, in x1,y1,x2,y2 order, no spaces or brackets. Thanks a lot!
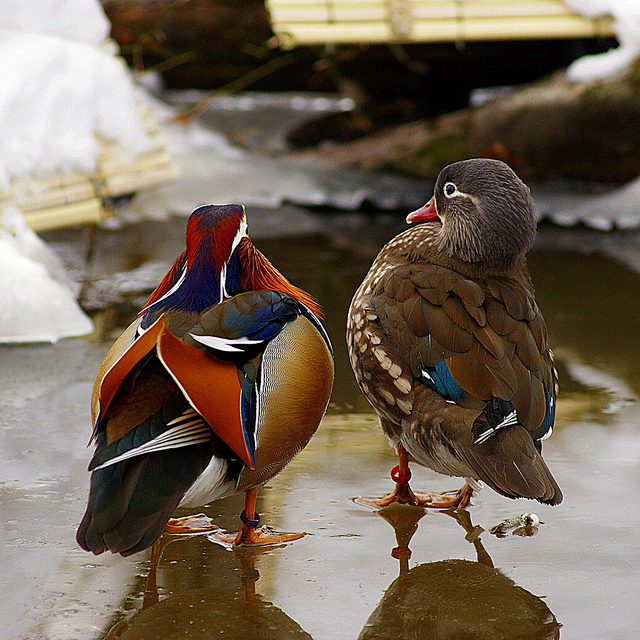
461,425,562,505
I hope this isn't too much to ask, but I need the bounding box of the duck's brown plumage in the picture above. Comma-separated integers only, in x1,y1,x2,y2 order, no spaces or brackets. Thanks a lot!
347,159,561,506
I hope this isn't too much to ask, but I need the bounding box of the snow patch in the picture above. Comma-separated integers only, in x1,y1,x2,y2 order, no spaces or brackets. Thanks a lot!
0,0,151,190
0,208,93,343
566,0,640,81
0,0,110,46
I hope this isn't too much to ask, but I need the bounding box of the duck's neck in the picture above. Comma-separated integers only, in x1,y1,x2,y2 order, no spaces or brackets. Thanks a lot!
385,224,533,285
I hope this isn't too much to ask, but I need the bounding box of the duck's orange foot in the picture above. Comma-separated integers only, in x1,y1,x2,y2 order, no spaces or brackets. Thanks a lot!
165,513,218,534
210,526,305,549
356,476,477,510
412,482,475,510
355,480,422,508
208,509,305,549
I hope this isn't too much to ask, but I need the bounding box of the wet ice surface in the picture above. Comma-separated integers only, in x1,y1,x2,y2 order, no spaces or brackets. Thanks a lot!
1,208,640,640
3,92,640,639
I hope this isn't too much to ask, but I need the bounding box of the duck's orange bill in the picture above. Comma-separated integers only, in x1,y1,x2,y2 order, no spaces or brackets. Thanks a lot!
406,196,440,223
157,328,255,469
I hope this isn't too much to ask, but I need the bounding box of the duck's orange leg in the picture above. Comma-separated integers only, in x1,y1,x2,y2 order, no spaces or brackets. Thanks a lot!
357,444,476,510
213,490,306,547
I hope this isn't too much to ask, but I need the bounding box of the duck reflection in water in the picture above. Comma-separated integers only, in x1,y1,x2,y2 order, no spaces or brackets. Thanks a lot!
358,505,561,640
104,535,312,640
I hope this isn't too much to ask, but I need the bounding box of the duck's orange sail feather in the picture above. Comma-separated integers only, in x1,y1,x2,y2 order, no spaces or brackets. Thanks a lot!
157,328,254,468
238,238,323,318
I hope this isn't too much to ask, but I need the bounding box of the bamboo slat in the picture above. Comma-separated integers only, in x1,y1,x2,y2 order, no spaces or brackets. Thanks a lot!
23,198,104,233
266,0,615,44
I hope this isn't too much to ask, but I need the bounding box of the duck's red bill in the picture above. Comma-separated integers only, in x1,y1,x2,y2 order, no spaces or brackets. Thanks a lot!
406,196,439,223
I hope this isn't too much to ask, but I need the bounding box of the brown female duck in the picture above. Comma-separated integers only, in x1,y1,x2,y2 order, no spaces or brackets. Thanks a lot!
347,159,562,508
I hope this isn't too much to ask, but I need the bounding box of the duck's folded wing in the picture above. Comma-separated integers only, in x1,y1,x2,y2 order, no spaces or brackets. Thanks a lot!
91,290,326,471
179,288,328,358
91,315,165,435
374,265,556,442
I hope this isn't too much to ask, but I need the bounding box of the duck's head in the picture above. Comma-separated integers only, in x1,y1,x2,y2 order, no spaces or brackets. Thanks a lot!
186,203,247,272
140,203,322,322
140,204,248,321
407,159,536,269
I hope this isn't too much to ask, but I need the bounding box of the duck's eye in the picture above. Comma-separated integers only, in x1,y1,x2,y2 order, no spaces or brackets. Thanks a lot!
444,182,457,197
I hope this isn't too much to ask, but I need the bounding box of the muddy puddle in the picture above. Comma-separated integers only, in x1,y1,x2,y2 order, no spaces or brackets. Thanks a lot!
2,208,640,640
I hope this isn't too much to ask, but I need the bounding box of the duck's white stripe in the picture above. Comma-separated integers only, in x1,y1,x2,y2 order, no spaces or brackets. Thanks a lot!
221,214,248,299
474,410,519,444
135,262,188,338
497,410,518,429
92,422,211,471
167,409,198,426
190,334,264,353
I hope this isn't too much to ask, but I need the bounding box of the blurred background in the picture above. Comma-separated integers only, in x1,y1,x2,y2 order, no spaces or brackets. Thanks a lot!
1,1,640,639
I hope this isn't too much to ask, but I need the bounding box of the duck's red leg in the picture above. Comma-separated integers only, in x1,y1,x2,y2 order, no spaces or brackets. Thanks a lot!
357,444,476,509
357,443,418,507
236,490,306,545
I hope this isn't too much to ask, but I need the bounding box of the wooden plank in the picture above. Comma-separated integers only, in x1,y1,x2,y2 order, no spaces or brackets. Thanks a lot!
272,7,386,22
103,164,182,198
271,0,579,22
24,198,104,233
267,0,614,43
412,15,613,41
271,17,613,44
6,182,96,213
415,2,579,20
273,22,392,42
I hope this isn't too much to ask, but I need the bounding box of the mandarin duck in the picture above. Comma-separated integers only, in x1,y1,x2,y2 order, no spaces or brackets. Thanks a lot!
77,204,334,556
347,159,562,509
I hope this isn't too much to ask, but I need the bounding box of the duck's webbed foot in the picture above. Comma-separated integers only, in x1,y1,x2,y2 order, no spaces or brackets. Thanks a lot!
411,481,476,509
209,489,306,548
165,513,217,534
356,442,479,510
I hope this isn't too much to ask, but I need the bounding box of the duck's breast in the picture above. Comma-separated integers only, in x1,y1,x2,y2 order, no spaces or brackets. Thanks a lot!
237,315,334,492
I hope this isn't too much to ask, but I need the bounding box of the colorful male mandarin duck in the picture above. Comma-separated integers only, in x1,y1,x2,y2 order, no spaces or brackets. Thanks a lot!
77,204,334,556
347,159,562,509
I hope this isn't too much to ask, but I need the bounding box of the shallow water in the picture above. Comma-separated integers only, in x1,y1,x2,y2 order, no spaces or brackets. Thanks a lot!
2,208,640,640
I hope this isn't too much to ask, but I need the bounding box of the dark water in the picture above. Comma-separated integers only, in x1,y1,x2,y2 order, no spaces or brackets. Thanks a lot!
2,210,640,639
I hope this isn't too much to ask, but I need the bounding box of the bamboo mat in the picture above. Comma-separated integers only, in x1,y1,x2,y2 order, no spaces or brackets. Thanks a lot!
0,98,180,233
266,0,614,45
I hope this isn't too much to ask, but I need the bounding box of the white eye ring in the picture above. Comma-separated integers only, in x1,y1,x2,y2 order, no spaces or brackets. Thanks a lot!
444,182,458,198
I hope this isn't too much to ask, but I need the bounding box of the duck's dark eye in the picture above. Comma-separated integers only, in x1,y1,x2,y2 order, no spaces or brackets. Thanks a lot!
444,182,457,197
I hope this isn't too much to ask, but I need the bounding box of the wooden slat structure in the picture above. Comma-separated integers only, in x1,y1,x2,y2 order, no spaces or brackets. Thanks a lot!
266,0,614,45
0,98,181,233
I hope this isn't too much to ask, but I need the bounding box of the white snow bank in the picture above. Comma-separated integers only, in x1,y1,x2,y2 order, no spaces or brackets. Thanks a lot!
0,0,110,46
0,0,152,191
566,0,640,81
0,33,152,191
0,208,93,343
